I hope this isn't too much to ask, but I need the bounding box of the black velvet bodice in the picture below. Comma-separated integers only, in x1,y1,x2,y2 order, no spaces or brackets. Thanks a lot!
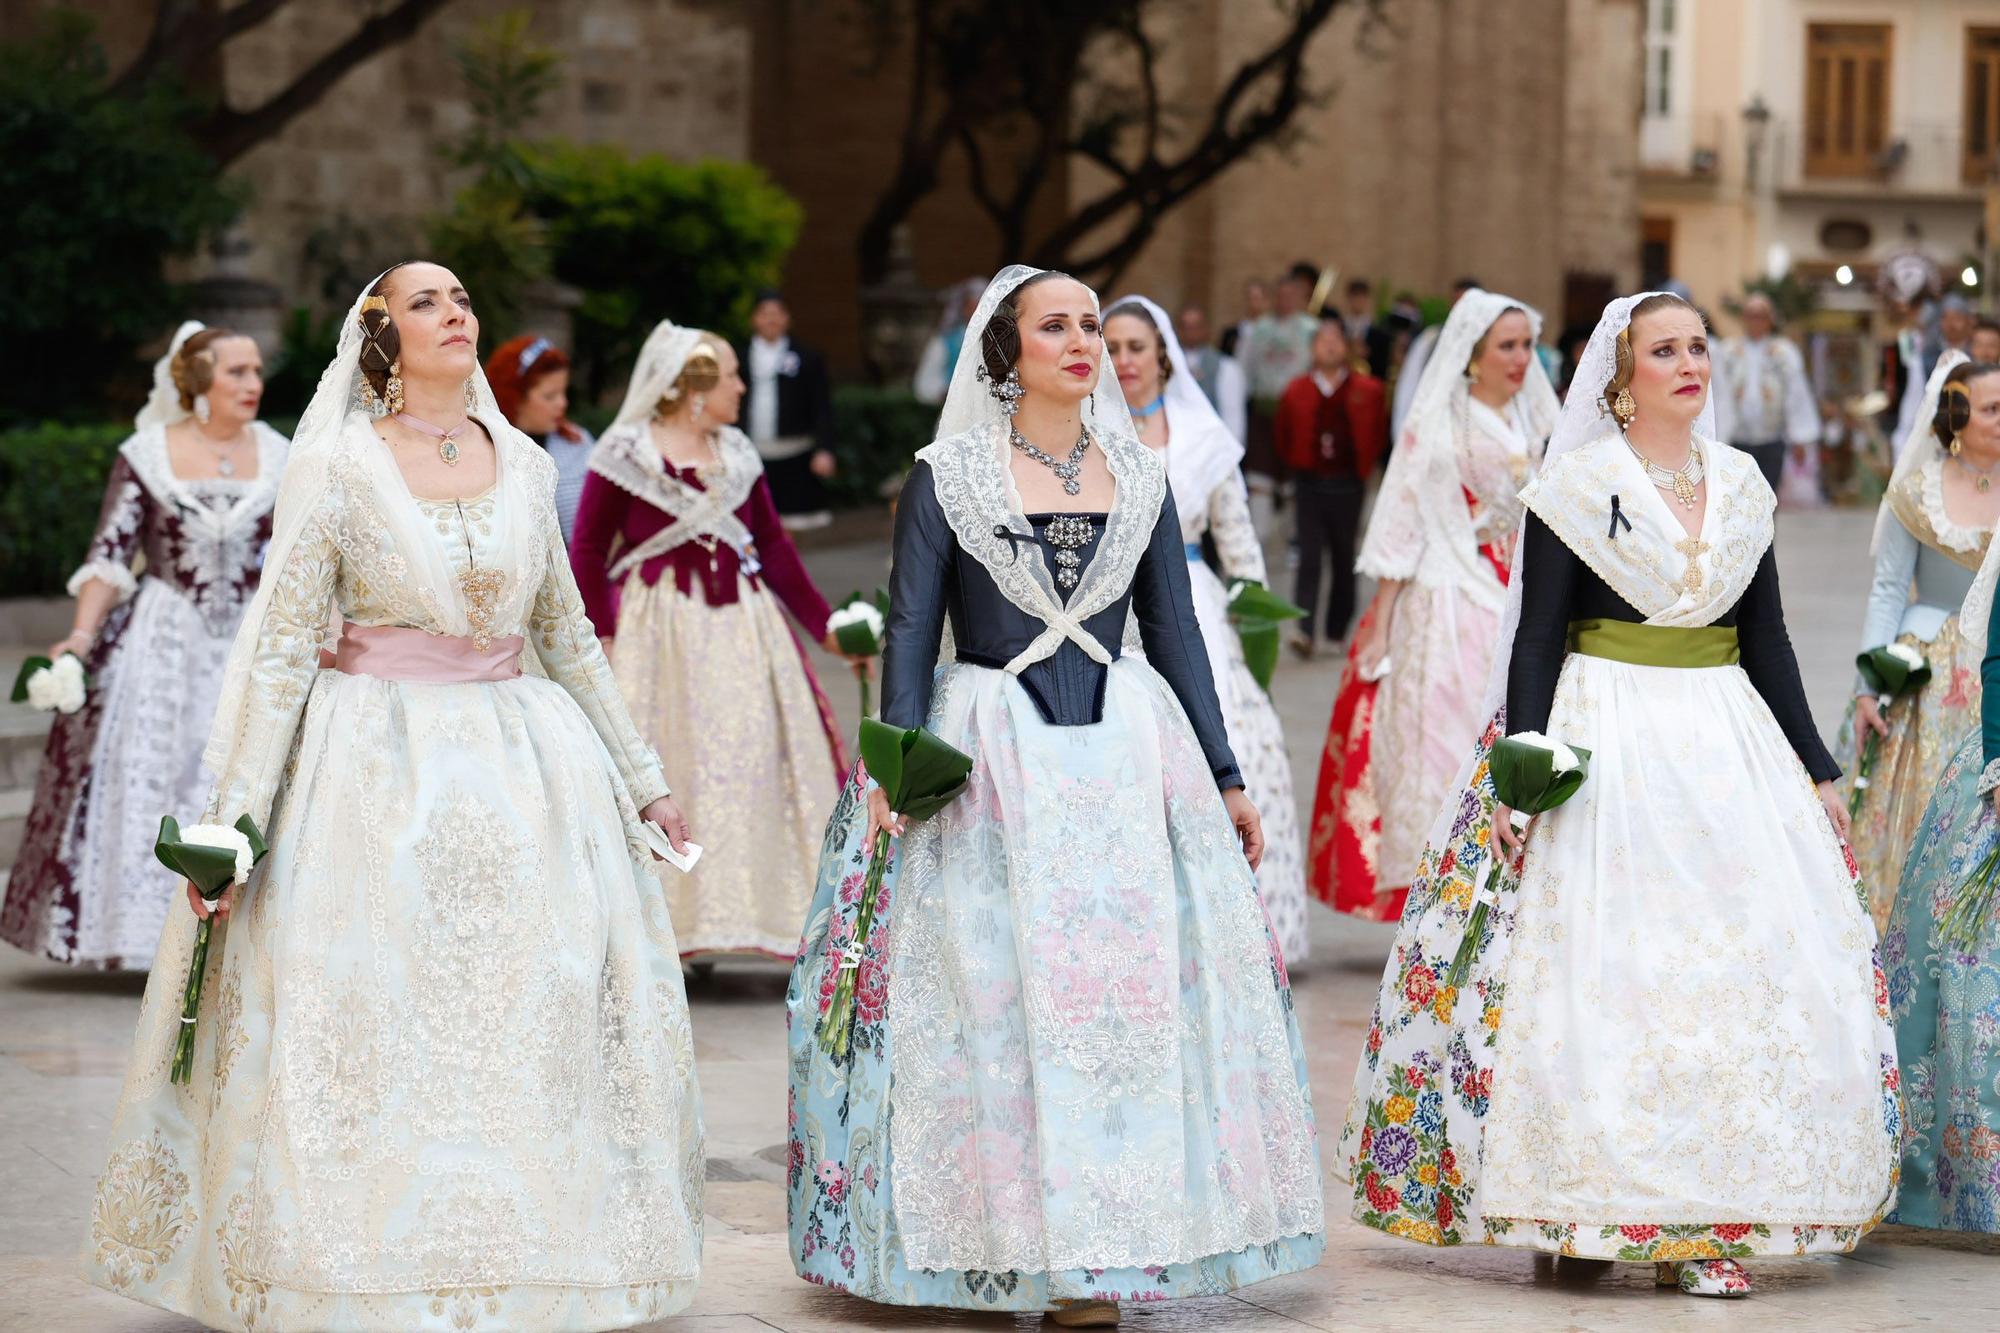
1507,511,1839,785
880,461,1242,790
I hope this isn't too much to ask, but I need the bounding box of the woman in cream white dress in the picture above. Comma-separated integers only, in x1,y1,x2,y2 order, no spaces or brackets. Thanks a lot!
1102,293,1309,962
81,263,704,1332
1338,293,1898,1298
1308,291,1556,922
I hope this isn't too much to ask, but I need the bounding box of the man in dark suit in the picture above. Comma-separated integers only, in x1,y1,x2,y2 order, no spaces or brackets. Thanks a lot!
1273,315,1387,653
739,291,838,530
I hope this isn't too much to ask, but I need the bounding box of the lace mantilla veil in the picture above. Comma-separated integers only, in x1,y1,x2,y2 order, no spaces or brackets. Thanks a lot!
1418,291,1718,849
134,320,207,430
201,270,516,785
1106,291,1243,518
608,319,713,433
1872,348,1970,556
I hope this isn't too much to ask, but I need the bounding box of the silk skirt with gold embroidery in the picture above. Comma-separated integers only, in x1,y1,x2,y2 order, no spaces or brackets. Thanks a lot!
1837,617,1981,929
81,669,704,1331
611,575,844,960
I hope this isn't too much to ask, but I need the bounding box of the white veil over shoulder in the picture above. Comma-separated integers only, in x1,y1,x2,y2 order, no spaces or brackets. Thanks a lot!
1419,292,1718,849
1356,289,1558,604
1872,348,1970,556
1107,292,1243,522
1950,365,2000,661
609,320,714,434
135,320,207,430
202,267,519,787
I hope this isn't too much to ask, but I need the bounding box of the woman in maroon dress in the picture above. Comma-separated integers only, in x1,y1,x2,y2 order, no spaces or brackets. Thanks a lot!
571,319,865,962
4,323,287,968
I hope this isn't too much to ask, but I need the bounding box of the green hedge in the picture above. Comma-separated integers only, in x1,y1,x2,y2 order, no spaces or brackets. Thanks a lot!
0,421,127,597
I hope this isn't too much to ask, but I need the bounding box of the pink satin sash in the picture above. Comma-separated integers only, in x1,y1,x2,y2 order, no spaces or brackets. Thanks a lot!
332,622,524,683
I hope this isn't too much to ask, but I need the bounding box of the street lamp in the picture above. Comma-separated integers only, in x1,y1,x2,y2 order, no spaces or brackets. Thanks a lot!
1965,265,1981,288
1836,265,1854,286
1742,95,1771,191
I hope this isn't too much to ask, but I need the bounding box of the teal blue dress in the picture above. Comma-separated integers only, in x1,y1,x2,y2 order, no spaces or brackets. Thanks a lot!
1886,581,2000,1232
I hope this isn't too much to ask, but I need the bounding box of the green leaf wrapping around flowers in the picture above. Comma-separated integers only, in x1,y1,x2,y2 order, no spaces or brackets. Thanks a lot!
9,655,52,704
1487,740,1592,816
831,588,891,657
1239,625,1280,692
153,815,269,901
1855,646,1932,698
1227,581,1306,630
856,718,972,820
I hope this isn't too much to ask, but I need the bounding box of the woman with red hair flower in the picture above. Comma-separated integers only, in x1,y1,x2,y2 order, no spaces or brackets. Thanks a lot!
487,333,596,541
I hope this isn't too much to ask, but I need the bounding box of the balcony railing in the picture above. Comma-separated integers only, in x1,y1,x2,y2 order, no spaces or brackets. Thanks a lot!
1768,119,1995,195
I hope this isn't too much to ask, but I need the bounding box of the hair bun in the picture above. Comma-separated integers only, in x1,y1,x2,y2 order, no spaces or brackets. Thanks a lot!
1934,365,1981,449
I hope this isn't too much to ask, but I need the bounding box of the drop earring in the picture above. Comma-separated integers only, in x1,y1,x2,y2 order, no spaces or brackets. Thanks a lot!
978,366,1025,418
385,360,406,416
194,394,211,425
691,392,707,422
1612,387,1636,426
464,376,479,412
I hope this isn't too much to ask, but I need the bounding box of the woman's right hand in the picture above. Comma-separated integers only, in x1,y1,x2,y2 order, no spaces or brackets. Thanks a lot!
186,880,234,920
1853,694,1888,742
47,629,92,660
865,787,907,846
1492,802,1532,857
1355,603,1391,675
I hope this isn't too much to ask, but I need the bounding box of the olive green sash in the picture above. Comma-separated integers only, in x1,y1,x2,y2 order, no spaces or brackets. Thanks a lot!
1568,618,1740,668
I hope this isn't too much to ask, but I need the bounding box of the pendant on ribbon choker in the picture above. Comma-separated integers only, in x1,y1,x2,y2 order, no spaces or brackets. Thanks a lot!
394,411,469,466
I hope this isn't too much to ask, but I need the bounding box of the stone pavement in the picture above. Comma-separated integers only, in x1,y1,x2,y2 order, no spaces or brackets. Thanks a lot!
3,504,1998,1331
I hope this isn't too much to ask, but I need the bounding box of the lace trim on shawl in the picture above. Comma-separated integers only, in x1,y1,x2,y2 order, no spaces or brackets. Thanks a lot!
1980,757,2000,797
1520,434,1772,626
119,423,288,547
587,422,760,579
916,419,1165,672
1887,455,1993,572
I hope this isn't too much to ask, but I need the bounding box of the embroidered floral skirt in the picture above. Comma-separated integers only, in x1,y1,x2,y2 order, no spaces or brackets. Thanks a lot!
786,659,1324,1310
1338,653,1901,1261
1886,726,2000,1233
81,670,704,1331
1184,555,1309,961
611,575,845,960
1837,617,1980,930
4,578,236,968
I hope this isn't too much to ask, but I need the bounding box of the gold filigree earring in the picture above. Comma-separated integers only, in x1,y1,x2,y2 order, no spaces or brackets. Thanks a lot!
1951,433,1963,458
464,376,479,412
1612,387,1637,426
1467,364,1482,384
385,360,406,416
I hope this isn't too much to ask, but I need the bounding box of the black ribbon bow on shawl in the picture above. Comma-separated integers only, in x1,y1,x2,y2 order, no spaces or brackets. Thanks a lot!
1607,494,1633,541
993,524,1037,561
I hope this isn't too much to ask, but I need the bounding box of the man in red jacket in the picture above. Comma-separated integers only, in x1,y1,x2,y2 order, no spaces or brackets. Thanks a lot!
1273,315,1387,655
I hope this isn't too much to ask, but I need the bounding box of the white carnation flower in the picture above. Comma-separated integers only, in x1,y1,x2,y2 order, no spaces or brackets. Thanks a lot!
1883,642,1926,671
827,602,886,638
25,654,86,715
1505,729,1582,773
178,824,255,885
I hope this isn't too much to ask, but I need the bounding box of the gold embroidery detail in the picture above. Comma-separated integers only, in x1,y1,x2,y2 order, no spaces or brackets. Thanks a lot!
1674,536,1711,595
90,1132,194,1290
459,565,505,653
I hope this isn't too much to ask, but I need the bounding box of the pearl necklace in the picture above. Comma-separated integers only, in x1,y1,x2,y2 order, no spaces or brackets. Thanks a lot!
1626,435,1704,509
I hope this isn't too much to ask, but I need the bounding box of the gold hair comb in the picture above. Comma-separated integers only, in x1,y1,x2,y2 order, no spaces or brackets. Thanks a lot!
359,294,389,318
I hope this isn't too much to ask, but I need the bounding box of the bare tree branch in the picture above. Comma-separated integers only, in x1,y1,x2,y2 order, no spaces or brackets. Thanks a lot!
112,0,294,96
194,0,455,166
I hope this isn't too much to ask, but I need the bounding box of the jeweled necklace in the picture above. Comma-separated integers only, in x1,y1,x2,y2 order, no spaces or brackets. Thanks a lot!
1955,453,2000,494
197,423,253,477
393,411,469,466
1010,423,1091,497
1625,433,1704,509
1130,394,1166,418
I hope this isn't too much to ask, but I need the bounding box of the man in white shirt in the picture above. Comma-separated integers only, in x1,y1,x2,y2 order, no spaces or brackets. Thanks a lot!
739,291,838,530
1713,293,1820,492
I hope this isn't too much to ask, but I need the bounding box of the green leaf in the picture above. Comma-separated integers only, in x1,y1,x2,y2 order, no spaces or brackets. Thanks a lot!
857,719,972,820
1239,625,1279,691
1228,583,1306,627
9,655,52,704
152,813,268,899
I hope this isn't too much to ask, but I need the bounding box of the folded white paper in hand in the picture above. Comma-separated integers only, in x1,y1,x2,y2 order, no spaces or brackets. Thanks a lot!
1360,655,1393,683
637,822,704,873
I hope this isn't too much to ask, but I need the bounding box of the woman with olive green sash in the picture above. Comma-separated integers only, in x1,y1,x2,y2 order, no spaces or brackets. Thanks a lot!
1839,351,1996,926
1337,293,1897,1299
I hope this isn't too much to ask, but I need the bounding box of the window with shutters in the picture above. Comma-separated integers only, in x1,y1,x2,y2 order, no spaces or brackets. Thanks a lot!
1804,24,1892,179
1969,28,2000,185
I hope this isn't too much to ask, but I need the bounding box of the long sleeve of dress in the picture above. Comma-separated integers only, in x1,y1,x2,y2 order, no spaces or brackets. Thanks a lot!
1854,515,1919,693
1504,512,1579,735
879,462,953,733
1206,474,1268,585
1736,548,1840,784
1354,428,1429,580
1135,492,1244,791
567,470,629,636
532,525,672,809
68,454,148,601
745,475,833,640
203,482,342,830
